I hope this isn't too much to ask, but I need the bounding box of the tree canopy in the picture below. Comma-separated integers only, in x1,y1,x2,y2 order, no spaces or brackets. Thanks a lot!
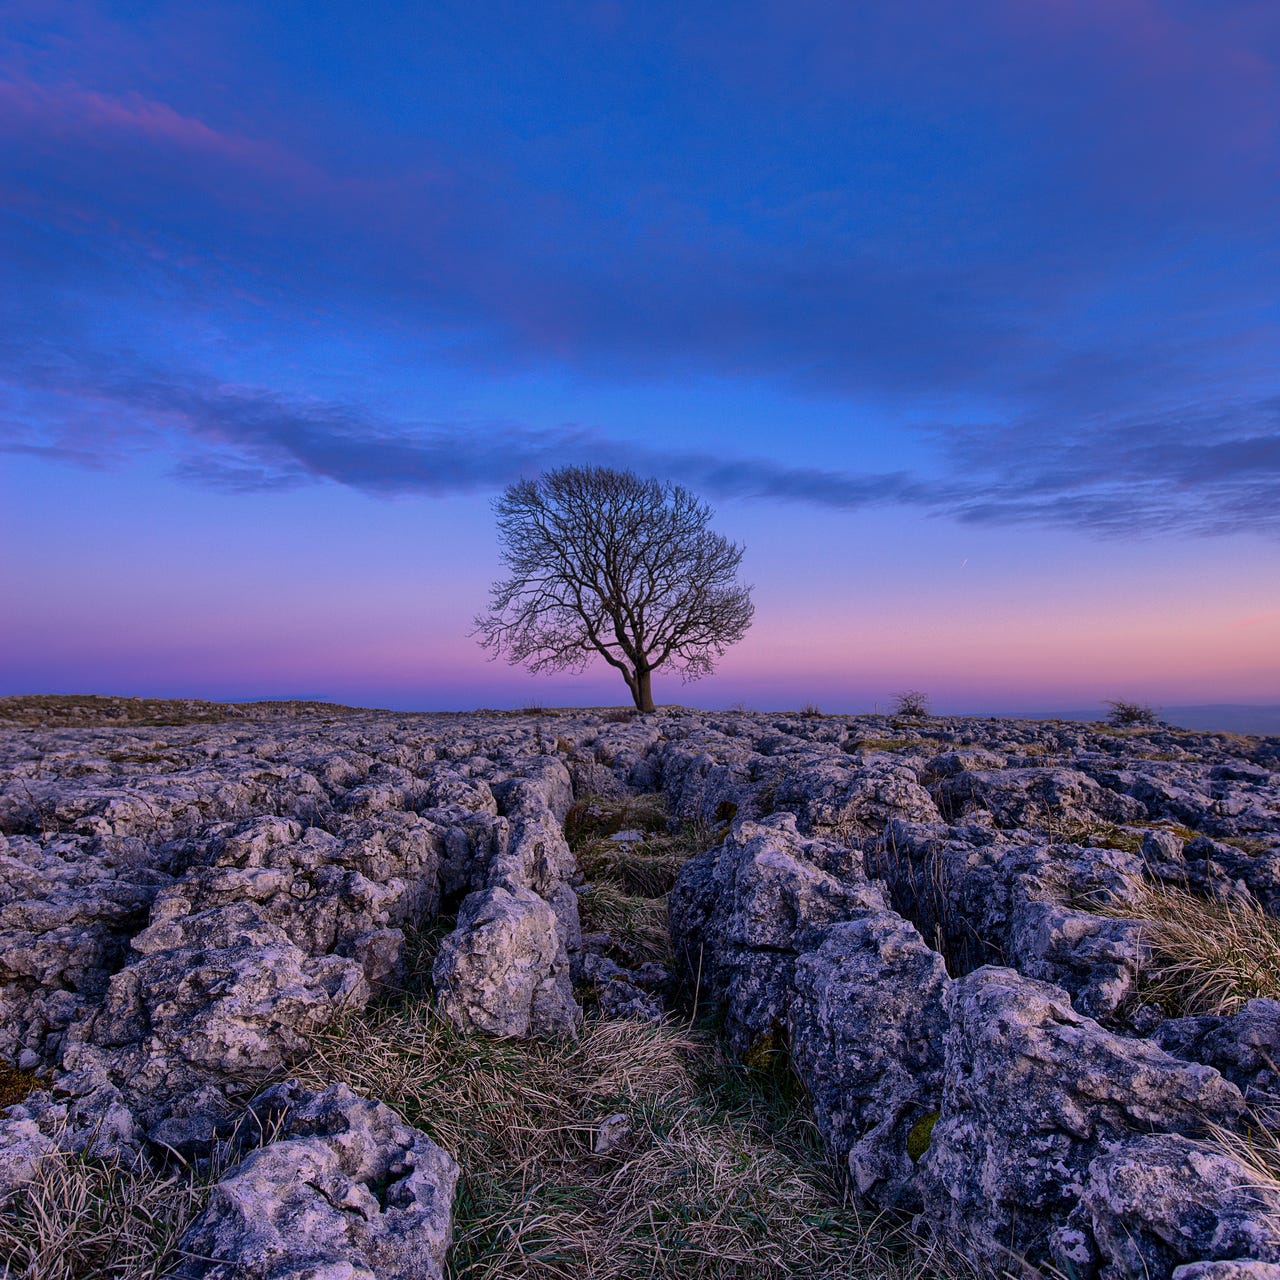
474,466,754,712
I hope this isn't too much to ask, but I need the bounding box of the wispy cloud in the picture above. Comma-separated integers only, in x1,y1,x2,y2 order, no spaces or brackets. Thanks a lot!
3,346,1276,538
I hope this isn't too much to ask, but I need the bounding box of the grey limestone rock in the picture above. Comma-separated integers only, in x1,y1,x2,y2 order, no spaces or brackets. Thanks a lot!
1155,999,1280,1102
0,1069,142,1202
580,951,665,1021
169,1081,457,1280
774,759,941,834
935,766,1142,829
1175,1264,1280,1280
62,928,370,1125
1065,1134,1280,1280
919,966,1246,1275
0,832,173,1068
433,883,578,1038
0,1116,55,1203
789,911,950,1209
669,813,888,1055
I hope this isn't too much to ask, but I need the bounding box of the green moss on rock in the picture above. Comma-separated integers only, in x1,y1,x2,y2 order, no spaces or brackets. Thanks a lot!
906,1110,940,1162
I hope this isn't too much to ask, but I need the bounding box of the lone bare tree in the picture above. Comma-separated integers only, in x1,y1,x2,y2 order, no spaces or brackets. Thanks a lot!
475,466,754,712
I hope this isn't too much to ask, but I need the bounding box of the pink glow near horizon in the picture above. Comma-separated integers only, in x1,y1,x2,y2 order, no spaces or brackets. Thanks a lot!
6,554,1277,709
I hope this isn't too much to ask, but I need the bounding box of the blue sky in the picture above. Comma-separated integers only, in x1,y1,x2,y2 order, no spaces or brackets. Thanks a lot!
2,0,1278,711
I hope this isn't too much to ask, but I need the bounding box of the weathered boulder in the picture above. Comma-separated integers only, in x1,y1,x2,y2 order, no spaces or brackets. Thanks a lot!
62,921,370,1124
0,1116,55,1203
1155,1000,1280,1102
169,1081,457,1280
0,833,172,1068
789,911,949,1209
580,951,665,1022
0,1069,142,1201
433,884,578,1038
774,760,941,834
489,758,574,824
1174,1264,1280,1280
935,767,1142,829
871,821,1152,1017
567,759,631,802
919,967,1245,1275
669,814,887,1054
1064,1134,1280,1280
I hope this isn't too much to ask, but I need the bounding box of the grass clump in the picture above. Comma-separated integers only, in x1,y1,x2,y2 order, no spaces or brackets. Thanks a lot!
1219,836,1277,857
565,794,672,850
291,999,956,1280
576,837,689,901
0,1143,218,1280
571,794,713,966
1202,1118,1280,1211
1043,819,1146,854
1096,879,1280,1016
577,881,672,966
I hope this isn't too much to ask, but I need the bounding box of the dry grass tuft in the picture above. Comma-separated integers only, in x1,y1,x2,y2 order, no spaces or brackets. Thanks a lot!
0,1144,216,1280
1204,1118,1280,1186
0,1063,40,1108
577,836,689,899
1096,879,1280,1016
571,796,714,970
1199,1116,1280,1239
291,999,961,1280
577,881,673,965
565,794,672,848
1041,818,1145,854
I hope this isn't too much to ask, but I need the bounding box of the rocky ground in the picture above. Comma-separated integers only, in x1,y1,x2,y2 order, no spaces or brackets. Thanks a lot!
1,694,1279,1278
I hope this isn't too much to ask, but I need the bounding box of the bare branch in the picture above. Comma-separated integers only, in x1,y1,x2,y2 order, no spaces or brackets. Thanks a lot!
473,465,755,711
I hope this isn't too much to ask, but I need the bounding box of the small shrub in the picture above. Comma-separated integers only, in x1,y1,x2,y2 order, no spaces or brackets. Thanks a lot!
891,690,931,719
1105,699,1160,728
798,703,823,718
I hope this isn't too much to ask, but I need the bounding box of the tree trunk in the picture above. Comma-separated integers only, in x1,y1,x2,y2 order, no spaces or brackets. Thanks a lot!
635,666,655,713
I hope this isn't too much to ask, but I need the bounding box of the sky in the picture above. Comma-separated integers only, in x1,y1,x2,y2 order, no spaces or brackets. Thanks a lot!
2,0,1278,714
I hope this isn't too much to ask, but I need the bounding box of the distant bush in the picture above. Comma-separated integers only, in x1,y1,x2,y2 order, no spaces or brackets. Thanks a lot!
891,690,931,718
1105,699,1159,728
798,703,823,718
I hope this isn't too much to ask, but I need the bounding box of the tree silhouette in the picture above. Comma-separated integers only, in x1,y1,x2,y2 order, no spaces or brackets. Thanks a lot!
475,466,754,712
